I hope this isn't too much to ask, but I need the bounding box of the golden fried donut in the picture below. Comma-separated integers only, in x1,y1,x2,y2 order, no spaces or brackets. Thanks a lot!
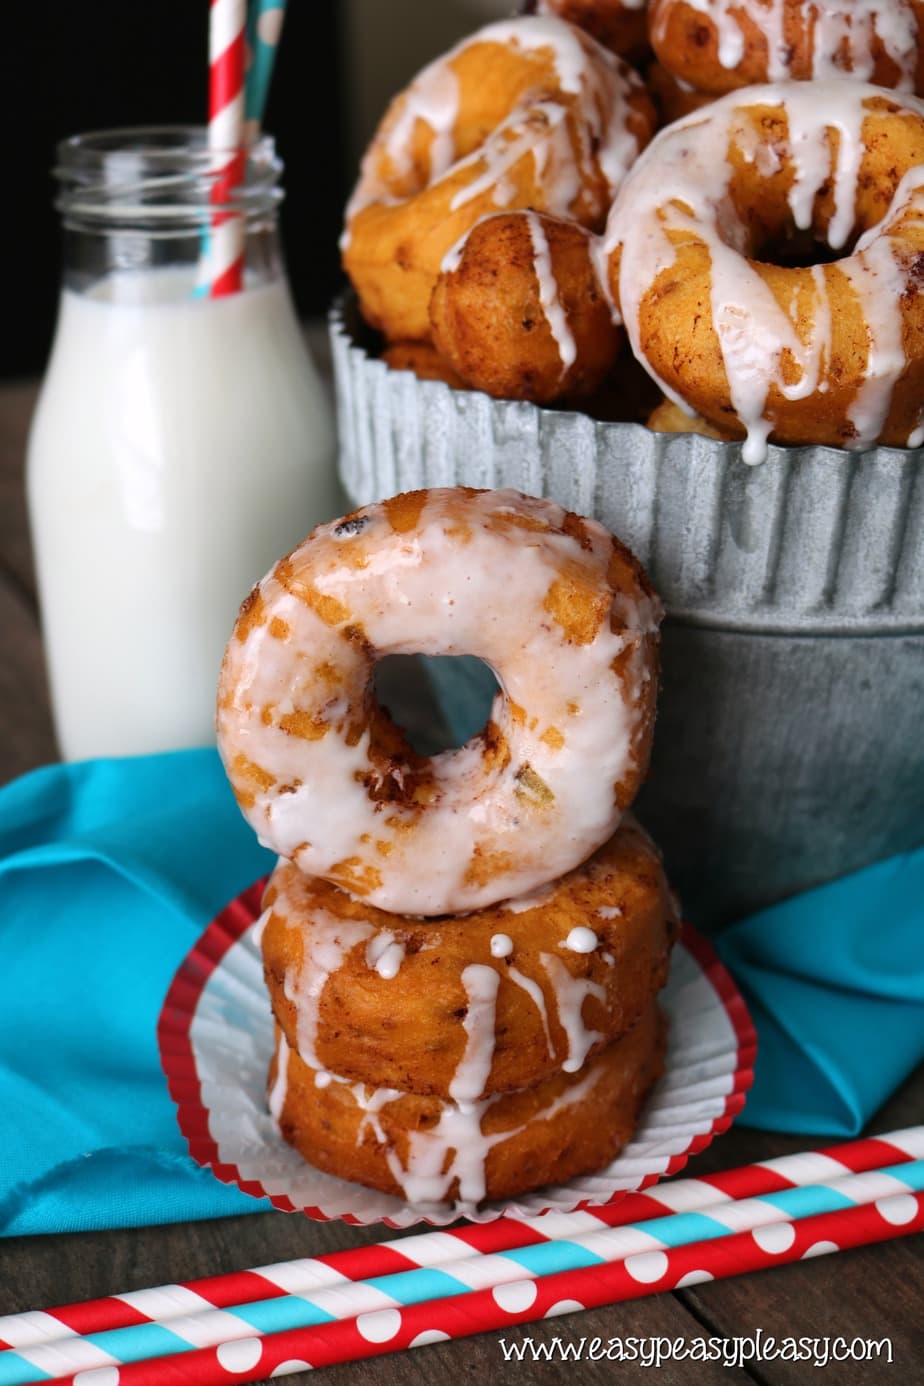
430,211,622,404
217,487,661,915
342,15,654,342
604,82,924,462
648,396,730,438
532,0,650,61
646,59,717,126
649,0,924,95
261,818,677,1099
381,340,468,388
269,1004,665,1204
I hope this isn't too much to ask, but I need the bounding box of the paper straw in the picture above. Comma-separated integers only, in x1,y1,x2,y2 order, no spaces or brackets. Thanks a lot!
2,1127,920,1354
33,1192,924,1386
244,0,288,146
5,1159,922,1385
205,0,247,297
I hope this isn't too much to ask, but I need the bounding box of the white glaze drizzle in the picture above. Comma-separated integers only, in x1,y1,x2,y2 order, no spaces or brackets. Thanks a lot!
295,1004,606,1207
507,964,555,1056
564,925,598,953
449,100,579,214
268,1028,289,1123
219,489,660,916
841,237,908,445
526,209,577,375
381,63,460,184
847,163,924,444
282,911,375,1069
449,964,501,1104
540,951,606,1072
293,1052,604,1207
365,931,406,980
385,1062,605,1207
596,904,622,919
490,932,514,957
344,15,646,237
500,881,558,914
251,905,273,949
653,0,919,86
604,81,924,462
351,1081,404,1147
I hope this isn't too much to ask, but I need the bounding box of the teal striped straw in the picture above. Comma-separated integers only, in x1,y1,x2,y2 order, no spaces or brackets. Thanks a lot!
196,0,287,298
245,0,288,142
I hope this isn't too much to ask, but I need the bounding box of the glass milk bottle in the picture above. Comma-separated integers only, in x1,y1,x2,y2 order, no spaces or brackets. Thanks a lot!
27,127,340,760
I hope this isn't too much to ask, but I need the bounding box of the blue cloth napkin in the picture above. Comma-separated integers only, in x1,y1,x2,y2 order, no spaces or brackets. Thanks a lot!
0,750,921,1236
714,852,924,1136
0,752,274,1237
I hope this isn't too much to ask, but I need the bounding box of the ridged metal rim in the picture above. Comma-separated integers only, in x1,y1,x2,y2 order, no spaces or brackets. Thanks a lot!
330,297,924,635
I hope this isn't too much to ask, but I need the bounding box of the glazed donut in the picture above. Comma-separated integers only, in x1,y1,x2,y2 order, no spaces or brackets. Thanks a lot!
217,487,661,915
649,0,924,95
604,82,924,462
269,1003,665,1205
430,211,622,403
261,818,677,1098
341,15,654,343
531,0,650,61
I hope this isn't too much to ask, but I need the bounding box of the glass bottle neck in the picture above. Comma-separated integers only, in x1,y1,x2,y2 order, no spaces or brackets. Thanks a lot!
60,219,285,300
55,126,285,301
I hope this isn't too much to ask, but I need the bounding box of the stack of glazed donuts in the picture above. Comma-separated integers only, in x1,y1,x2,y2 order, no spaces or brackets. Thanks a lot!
216,486,677,1206
342,7,924,463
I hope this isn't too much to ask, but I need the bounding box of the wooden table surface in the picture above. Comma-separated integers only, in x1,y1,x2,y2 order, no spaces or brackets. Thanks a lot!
1,376,921,1385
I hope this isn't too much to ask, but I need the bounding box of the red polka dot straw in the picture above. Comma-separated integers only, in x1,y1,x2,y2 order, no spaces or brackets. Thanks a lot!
1,1145,921,1384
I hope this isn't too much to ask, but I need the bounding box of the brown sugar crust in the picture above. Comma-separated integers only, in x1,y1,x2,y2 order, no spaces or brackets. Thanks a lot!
342,17,654,343
430,212,623,404
269,1004,666,1203
261,818,678,1099
648,0,924,96
606,89,924,450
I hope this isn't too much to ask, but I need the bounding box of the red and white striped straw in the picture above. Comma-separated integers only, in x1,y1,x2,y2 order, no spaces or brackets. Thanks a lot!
36,1192,924,1386
5,1158,922,1381
206,0,247,296
2,1127,920,1354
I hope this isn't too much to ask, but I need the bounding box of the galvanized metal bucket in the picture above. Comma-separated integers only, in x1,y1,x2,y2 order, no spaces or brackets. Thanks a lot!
330,298,924,929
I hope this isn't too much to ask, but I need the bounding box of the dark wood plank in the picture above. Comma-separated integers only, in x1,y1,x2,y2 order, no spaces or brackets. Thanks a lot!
0,380,38,603
0,581,55,780
0,1214,754,1386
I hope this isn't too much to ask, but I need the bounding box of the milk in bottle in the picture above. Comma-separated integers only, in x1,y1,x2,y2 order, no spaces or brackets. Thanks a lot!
27,129,339,759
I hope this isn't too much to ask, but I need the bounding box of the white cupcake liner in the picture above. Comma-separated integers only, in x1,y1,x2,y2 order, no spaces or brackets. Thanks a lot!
159,882,756,1229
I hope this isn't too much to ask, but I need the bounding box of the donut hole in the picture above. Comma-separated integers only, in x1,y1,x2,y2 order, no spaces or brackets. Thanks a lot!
724,104,916,269
751,227,851,270
726,170,865,269
373,654,501,755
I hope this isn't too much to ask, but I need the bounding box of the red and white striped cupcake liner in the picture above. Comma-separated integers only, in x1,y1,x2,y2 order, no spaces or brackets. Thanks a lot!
158,882,756,1227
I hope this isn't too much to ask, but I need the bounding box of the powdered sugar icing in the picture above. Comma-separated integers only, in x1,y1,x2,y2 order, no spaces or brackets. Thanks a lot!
604,81,924,461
